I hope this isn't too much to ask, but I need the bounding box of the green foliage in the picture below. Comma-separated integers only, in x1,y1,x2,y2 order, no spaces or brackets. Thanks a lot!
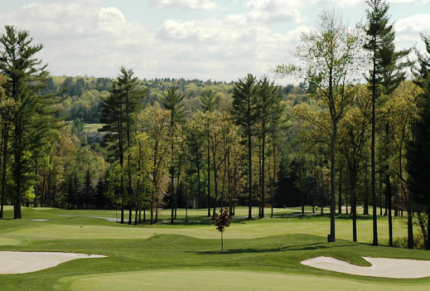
0,25,65,218
364,0,410,95
162,87,185,125
213,207,231,251
406,34,430,250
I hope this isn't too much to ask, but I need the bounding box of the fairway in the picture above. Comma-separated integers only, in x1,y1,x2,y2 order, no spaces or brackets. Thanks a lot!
0,207,430,291
0,207,409,245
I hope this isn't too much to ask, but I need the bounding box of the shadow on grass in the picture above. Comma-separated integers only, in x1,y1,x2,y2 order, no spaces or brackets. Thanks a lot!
149,216,253,226
198,242,352,255
336,214,374,221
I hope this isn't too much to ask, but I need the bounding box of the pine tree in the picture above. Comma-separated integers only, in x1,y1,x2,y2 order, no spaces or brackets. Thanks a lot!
201,89,219,216
0,26,64,219
99,67,142,223
94,178,106,209
80,168,94,209
406,98,430,250
255,77,284,218
232,74,258,219
407,33,430,250
162,87,185,224
364,0,410,246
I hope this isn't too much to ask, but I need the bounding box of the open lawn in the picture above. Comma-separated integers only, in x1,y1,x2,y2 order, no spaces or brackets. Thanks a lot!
0,206,429,290
82,123,104,133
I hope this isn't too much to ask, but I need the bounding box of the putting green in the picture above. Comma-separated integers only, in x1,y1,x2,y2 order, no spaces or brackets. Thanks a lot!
55,270,430,291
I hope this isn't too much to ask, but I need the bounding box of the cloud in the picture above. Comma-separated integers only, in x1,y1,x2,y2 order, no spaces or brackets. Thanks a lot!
309,0,430,5
0,1,152,77
243,0,303,24
395,14,430,48
154,0,217,10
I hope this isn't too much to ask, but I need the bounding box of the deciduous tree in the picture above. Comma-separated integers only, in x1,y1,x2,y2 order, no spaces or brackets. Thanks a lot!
276,11,365,241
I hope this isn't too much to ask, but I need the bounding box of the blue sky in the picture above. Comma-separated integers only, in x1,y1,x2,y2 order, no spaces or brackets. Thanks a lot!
1,0,429,84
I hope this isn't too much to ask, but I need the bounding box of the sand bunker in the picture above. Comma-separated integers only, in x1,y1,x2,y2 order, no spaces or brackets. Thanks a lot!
0,251,106,274
302,256,430,278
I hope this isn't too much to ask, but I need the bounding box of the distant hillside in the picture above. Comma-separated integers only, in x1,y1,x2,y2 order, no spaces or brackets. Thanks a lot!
41,76,306,123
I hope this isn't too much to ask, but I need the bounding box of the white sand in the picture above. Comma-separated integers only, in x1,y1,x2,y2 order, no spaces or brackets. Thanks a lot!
302,256,430,278
0,251,106,274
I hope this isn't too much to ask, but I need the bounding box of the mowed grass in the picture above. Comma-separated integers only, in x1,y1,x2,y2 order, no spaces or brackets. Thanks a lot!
56,270,430,291
0,206,429,291
82,123,104,133
0,206,410,244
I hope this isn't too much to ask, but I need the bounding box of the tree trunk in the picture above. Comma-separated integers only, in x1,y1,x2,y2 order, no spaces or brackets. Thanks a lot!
386,172,393,247
247,117,253,219
363,169,369,215
228,152,233,216
379,170,383,216
352,185,357,242
171,133,175,224
134,204,139,226
220,155,227,209
212,143,218,219
155,198,159,223
345,186,348,215
427,208,430,250
301,188,305,216
371,44,379,246
197,160,201,209
329,122,337,242
338,169,342,214
407,198,413,249
129,208,132,225
207,135,211,217
0,125,8,219
417,211,428,248
261,131,266,218
271,144,276,218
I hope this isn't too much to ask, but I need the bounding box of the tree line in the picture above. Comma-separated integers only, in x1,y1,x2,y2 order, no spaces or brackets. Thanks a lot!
275,0,430,249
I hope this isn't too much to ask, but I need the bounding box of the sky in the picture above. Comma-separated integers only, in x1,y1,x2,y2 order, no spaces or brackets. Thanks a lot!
0,0,429,84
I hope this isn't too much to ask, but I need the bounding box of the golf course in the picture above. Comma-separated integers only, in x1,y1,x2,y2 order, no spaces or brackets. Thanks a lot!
1,206,430,290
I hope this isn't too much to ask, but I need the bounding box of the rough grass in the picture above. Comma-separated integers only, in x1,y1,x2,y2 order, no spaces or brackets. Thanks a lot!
0,206,428,291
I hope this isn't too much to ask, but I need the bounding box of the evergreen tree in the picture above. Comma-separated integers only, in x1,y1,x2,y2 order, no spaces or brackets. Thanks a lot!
232,74,258,219
99,67,142,223
407,33,430,250
406,96,430,250
201,89,219,216
0,25,64,219
364,0,410,246
94,178,106,209
80,168,94,209
255,77,285,218
186,118,205,208
162,87,185,224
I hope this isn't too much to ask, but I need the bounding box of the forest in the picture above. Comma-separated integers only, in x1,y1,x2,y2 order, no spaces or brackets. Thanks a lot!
1,0,430,251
